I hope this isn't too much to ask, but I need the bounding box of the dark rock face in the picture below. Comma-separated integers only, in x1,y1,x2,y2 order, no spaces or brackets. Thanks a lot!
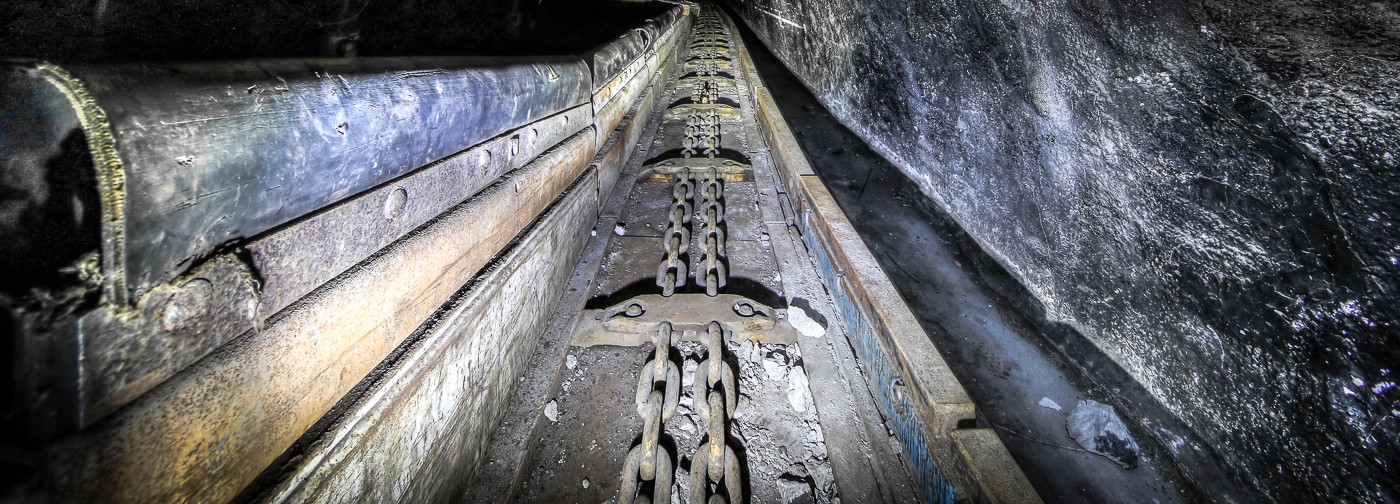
0,0,669,61
726,0,1399,501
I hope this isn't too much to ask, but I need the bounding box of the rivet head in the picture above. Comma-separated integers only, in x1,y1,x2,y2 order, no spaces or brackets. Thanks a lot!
384,187,408,220
161,303,191,332
158,279,212,332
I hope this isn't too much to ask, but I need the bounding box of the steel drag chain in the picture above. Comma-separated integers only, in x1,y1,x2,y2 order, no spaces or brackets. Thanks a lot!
657,170,694,296
690,321,744,503
620,321,682,503
695,168,728,296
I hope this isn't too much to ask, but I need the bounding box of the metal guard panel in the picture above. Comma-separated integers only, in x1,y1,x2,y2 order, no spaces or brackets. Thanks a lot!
587,6,681,90
26,57,592,298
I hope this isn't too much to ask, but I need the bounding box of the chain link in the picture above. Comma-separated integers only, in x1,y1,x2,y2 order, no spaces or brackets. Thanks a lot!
702,109,720,158
691,79,717,104
695,59,720,77
690,321,744,503
657,169,693,296
682,108,721,159
682,111,701,158
626,11,746,503
619,321,681,503
620,444,673,504
690,35,728,48
695,168,728,297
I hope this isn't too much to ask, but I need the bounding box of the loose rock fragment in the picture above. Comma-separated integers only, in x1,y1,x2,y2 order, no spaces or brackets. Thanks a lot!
1039,397,1062,411
544,399,559,423
777,475,817,504
764,357,789,381
788,304,826,338
788,366,811,413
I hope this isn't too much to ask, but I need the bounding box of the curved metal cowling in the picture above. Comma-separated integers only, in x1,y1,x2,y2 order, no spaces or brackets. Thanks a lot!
2,57,591,303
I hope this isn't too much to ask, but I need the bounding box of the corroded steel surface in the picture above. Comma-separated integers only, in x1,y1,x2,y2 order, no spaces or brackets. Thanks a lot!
755,49,1039,504
486,6,1034,504
262,172,601,504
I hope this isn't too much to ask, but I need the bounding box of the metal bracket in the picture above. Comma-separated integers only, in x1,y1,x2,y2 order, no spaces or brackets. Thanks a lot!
572,294,798,346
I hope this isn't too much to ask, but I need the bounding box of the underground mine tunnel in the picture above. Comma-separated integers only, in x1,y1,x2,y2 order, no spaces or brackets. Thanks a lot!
0,0,1397,502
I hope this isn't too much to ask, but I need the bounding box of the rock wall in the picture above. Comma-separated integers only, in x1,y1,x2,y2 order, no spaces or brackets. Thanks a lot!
0,0,668,61
725,0,1399,501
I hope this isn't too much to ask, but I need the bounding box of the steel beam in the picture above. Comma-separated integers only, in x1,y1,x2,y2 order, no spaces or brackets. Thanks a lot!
754,69,1041,504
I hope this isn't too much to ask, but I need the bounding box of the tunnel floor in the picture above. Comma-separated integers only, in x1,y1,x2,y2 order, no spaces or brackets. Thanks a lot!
467,10,918,503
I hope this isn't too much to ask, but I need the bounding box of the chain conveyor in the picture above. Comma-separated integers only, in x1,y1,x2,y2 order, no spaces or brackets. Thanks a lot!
0,4,1038,502
471,7,943,503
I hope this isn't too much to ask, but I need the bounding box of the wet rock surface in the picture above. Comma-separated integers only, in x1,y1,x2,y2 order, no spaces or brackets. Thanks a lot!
740,27,1196,502
726,0,1400,501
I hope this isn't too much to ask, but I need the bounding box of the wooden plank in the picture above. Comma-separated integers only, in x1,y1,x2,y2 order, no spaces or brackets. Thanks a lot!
261,172,599,504
755,77,974,437
770,222,921,504
791,168,964,504
798,174,975,437
950,430,1044,504
47,129,597,504
755,87,815,198
747,47,1036,502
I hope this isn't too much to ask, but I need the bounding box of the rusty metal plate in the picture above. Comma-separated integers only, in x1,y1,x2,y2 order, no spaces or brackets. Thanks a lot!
572,293,797,346
640,160,752,182
664,103,742,121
